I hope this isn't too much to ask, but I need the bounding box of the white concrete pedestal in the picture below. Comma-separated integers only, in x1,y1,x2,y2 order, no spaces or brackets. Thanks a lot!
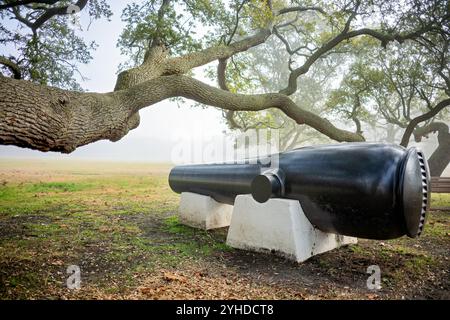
179,192,233,230
226,195,357,263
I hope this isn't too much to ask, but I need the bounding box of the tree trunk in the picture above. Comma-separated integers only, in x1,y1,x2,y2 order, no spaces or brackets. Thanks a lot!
414,122,450,177
428,140,450,177
400,98,450,147
0,76,138,153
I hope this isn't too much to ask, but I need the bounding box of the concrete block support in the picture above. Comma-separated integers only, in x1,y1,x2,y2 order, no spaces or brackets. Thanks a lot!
226,195,357,262
179,192,233,230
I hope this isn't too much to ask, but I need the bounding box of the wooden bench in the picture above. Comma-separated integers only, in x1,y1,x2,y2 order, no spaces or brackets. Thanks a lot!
431,177,450,193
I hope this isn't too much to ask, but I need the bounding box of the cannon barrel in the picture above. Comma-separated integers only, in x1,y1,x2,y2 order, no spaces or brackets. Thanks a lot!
169,143,430,240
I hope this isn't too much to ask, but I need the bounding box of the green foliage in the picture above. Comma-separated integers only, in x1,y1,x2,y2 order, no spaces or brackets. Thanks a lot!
242,0,273,29
0,0,112,90
326,39,449,141
30,27,94,89
117,0,233,69
219,33,338,149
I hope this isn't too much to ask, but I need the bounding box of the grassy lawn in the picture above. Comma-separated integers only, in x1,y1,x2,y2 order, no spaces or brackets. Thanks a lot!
0,159,448,299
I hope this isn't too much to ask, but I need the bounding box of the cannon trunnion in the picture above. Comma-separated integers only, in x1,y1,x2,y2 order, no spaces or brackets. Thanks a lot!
169,143,430,240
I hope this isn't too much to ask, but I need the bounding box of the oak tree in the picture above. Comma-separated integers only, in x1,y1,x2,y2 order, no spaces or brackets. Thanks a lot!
0,0,448,159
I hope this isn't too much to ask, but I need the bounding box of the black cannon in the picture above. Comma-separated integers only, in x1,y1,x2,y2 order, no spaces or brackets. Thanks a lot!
169,143,430,240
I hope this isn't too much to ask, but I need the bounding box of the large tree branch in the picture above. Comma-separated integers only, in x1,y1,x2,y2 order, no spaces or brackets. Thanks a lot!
0,0,60,10
217,58,243,130
276,6,326,16
8,0,89,33
30,0,88,31
414,122,449,142
11,6,34,29
115,28,272,90
0,56,22,79
0,75,364,153
400,98,450,146
0,75,135,153
163,28,272,75
226,0,247,45
217,58,229,91
351,94,363,135
119,75,365,143
150,0,171,47
281,26,439,96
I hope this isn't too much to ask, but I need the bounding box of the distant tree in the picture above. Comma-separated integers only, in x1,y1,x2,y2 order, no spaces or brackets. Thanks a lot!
327,36,449,176
217,36,335,151
0,0,448,159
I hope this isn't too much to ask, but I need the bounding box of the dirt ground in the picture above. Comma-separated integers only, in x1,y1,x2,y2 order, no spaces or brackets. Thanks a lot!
0,158,448,300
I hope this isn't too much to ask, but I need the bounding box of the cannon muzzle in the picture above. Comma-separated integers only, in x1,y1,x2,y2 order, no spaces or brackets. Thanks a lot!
169,143,430,240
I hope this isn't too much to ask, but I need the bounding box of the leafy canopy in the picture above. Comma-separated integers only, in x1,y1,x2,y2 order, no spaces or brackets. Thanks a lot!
0,0,112,90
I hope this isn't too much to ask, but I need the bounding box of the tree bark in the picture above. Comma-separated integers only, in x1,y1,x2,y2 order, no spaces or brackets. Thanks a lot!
0,73,364,153
400,98,450,147
0,76,136,153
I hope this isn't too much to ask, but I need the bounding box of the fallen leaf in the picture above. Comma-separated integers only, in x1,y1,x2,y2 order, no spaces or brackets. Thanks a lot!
163,272,187,283
50,260,64,266
366,293,378,300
